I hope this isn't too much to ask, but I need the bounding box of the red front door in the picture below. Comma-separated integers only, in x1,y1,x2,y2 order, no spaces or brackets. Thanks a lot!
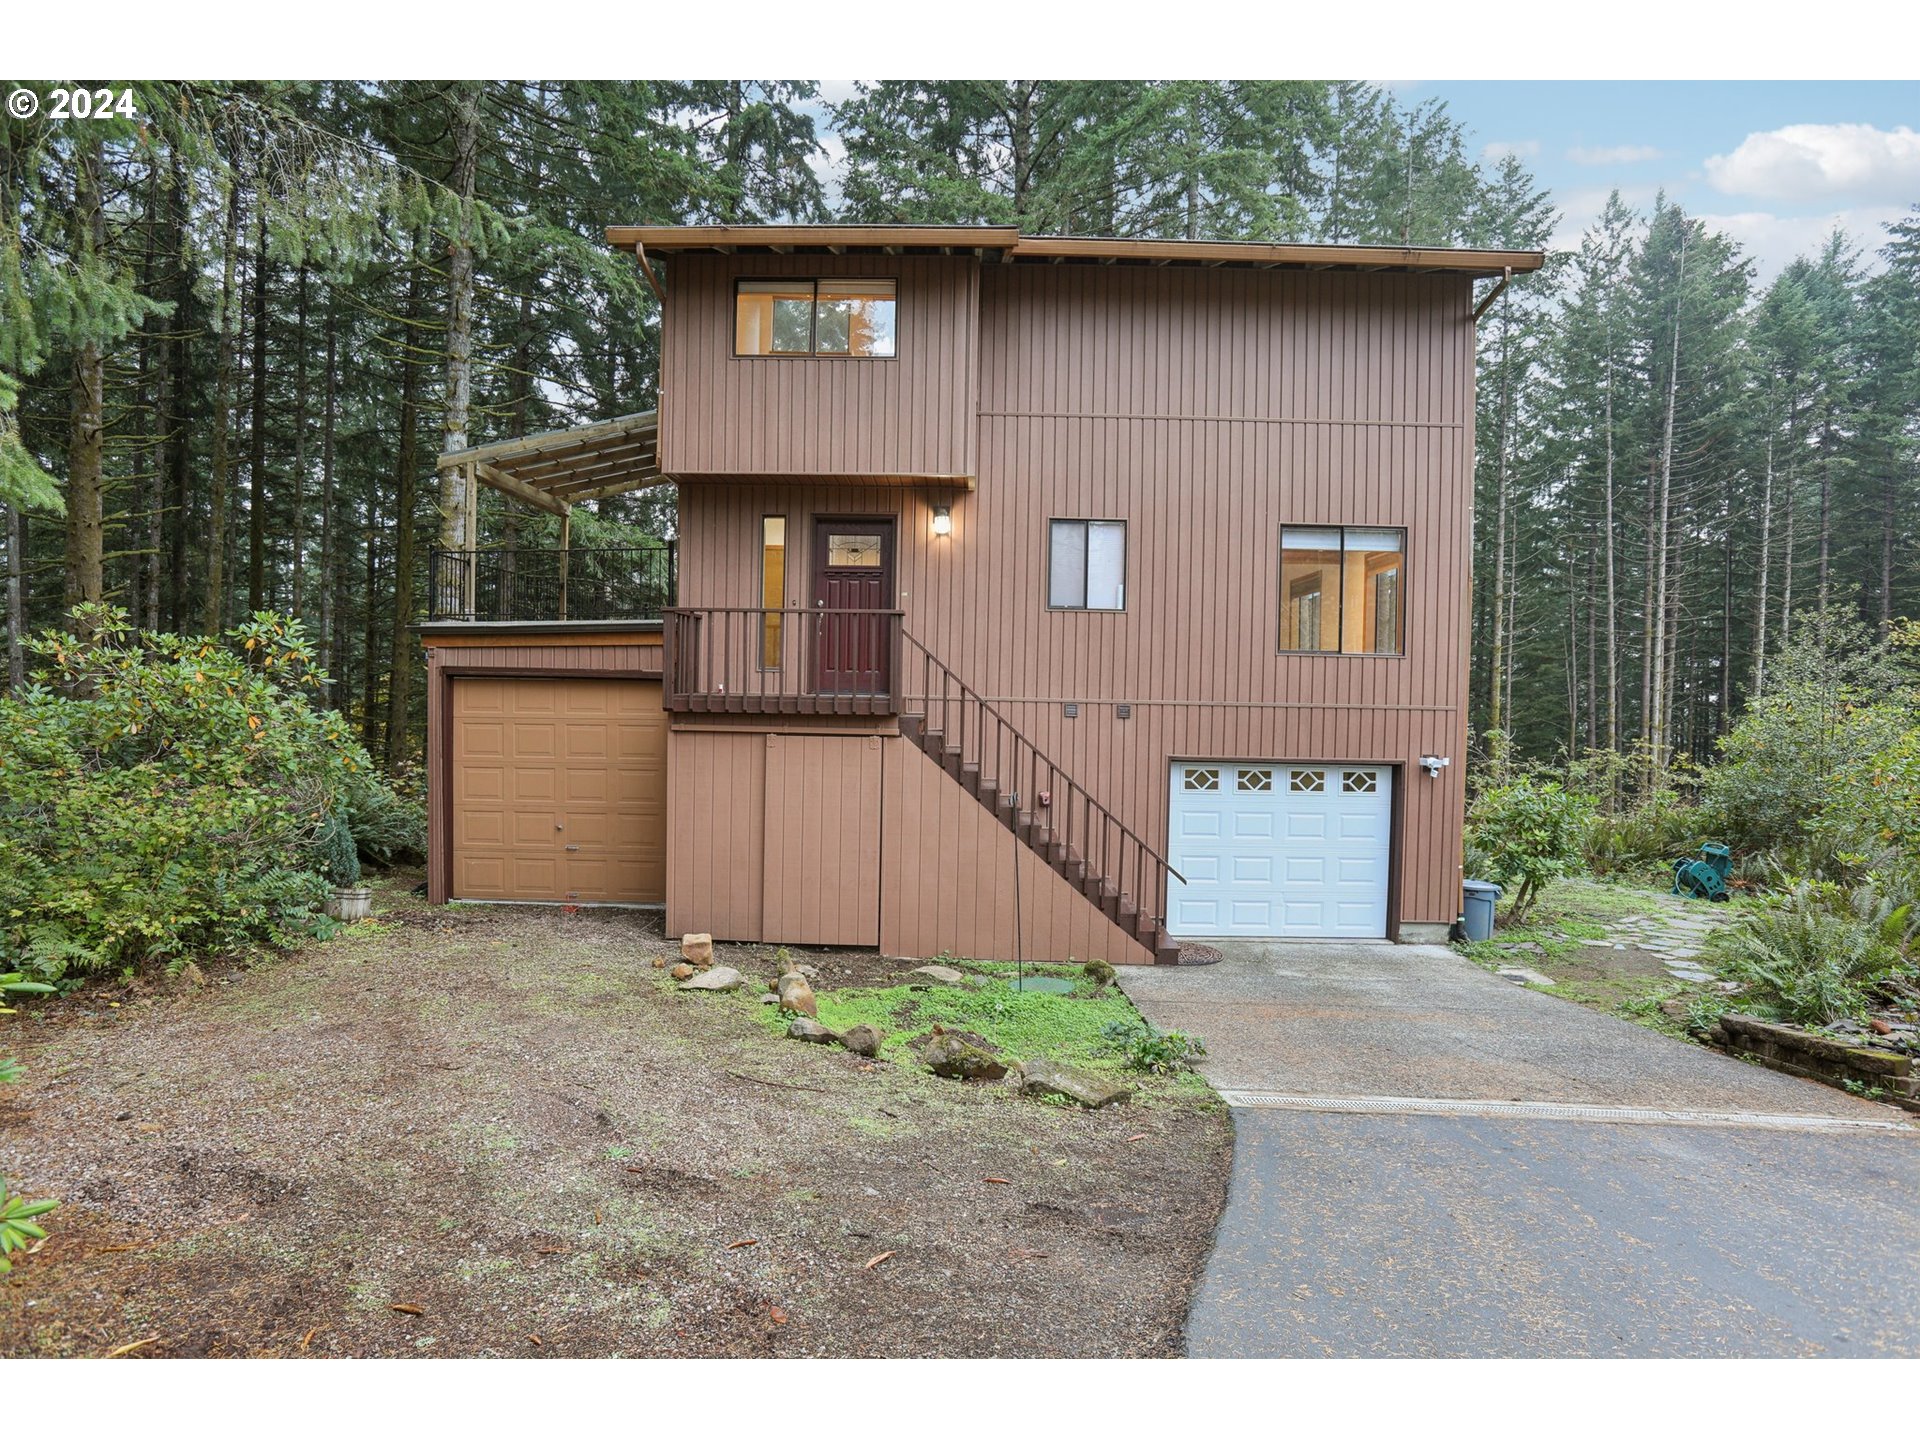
811,518,894,695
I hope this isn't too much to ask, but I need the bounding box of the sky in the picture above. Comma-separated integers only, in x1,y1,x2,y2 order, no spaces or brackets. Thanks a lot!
807,81,1920,282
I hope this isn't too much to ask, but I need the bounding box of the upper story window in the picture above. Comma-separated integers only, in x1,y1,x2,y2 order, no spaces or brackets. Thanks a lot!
1280,526,1405,655
734,279,897,358
1049,519,1126,611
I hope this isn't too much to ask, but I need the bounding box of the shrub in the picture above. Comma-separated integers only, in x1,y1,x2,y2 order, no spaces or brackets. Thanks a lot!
1465,775,1597,918
1582,786,1704,879
316,813,361,889
1099,1018,1207,1074
1700,617,1915,861
345,761,425,866
0,1178,57,1275
1704,876,1915,1028
0,605,410,979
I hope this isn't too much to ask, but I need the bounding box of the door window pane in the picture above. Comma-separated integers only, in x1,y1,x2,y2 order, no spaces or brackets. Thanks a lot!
825,532,884,567
1049,519,1124,610
761,516,785,669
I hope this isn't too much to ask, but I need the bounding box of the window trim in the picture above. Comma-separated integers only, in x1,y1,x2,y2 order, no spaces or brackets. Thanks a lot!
1277,524,1408,657
1046,517,1128,613
732,277,899,360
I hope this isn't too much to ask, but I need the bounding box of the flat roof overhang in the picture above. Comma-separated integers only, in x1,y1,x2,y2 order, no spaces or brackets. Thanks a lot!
606,224,1546,279
438,409,667,511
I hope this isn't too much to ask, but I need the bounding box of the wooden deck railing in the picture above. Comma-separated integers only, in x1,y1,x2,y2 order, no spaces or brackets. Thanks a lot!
427,544,676,623
662,607,904,715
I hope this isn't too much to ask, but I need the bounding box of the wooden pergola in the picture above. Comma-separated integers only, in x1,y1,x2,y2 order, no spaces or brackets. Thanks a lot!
434,409,669,617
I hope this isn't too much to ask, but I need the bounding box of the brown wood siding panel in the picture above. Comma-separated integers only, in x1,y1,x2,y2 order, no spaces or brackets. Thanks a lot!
762,734,883,946
671,264,1474,936
660,253,977,479
665,728,765,941
878,735,1142,963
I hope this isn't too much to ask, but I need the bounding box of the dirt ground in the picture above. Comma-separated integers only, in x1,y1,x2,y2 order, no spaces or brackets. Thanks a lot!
0,875,1231,1358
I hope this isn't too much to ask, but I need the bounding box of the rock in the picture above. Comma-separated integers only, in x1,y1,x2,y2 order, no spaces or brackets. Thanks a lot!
907,964,964,985
651,956,667,969
1016,1058,1132,1108
1495,966,1554,988
669,963,695,981
680,933,714,965
680,966,743,992
777,971,818,1018
1082,960,1116,987
788,1017,839,1044
796,965,821,982
922,1028,1007,1081
841,1024,883,1058
760,993,780,1005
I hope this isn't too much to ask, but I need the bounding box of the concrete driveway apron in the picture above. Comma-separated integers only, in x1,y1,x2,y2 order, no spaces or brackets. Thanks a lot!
1121,941,1920,1357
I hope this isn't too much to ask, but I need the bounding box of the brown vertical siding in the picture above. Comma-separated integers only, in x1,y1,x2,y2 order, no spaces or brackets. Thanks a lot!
665,728,766,940
879,734,1141,964
671,262,1476,942
659,253,979,480
762,733,883,946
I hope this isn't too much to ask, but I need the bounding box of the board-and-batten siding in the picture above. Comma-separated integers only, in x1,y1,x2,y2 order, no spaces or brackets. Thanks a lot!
664,727,1142,962
672,263,1475,946
658,253,978,480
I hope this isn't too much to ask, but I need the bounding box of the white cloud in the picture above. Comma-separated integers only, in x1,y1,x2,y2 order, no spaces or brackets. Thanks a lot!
1567,143,1663,166
1482,139,1540,162
1691,205,1905,281
1705,123,1920,203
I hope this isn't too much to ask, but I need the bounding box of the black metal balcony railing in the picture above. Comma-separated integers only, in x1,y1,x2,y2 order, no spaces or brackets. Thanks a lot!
663,607,904,715
428,544,676,623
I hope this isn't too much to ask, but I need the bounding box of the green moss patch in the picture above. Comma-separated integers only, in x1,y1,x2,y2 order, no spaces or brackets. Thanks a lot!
751,968,1207,1098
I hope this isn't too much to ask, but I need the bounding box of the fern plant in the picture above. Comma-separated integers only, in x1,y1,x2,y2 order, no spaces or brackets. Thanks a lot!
1706,877,1914,1028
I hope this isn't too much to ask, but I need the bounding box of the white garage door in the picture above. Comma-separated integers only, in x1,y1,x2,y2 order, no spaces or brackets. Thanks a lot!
1166,762,1391,938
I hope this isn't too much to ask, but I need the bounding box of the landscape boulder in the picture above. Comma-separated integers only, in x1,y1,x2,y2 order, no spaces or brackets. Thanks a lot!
1016,1058,1132,1109
1082,960,1116,987
907,964,965,986
777,971,818,1018
681,933,714,965
669,963,695,981
840,1023,884,1059
921,1028,1007,1081
680,965,743,992
788,1017,839,1044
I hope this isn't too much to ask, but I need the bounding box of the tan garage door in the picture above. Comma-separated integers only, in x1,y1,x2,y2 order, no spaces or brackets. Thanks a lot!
452,677,666,903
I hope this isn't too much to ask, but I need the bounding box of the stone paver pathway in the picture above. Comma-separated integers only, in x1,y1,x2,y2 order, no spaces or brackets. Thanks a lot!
1604,896,1731,984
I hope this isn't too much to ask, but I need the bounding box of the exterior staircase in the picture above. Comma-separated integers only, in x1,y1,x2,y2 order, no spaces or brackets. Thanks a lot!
898,632,1182,964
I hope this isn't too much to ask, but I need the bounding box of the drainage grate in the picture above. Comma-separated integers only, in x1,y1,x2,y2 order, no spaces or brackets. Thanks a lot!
1215,1090,1913,1133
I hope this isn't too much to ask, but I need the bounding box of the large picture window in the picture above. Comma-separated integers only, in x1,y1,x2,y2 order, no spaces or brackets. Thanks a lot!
1049,519,1126,611
1280,526,1405,654
734,279,896,358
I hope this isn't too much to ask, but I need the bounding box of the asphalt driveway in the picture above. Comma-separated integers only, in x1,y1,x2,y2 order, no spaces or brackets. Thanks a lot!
1121,941,1920,1357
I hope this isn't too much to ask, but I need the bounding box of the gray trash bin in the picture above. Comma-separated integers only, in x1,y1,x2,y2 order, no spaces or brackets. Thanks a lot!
1461,879,1502,942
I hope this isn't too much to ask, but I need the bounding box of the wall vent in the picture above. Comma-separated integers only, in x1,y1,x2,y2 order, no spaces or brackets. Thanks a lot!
1062,702,1079,719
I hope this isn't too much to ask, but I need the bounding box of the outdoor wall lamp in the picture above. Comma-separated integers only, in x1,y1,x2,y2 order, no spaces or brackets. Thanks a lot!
1420,755,1451,778
930,504,953,537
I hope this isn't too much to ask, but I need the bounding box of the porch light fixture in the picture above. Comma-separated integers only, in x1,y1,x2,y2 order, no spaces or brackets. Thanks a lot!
930,504,953,537
1420,755,1451,778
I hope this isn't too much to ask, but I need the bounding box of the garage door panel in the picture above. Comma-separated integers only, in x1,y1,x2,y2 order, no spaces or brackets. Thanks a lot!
1168,762,1390,939
452,676,667,904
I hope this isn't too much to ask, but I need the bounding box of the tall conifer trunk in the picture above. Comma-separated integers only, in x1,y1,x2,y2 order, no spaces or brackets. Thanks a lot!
204,174,242,635
64,136,108,626
247,204,270,613
386,272,425,767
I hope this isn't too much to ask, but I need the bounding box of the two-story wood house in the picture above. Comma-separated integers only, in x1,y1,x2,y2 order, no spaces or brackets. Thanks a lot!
420,225,1544,963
